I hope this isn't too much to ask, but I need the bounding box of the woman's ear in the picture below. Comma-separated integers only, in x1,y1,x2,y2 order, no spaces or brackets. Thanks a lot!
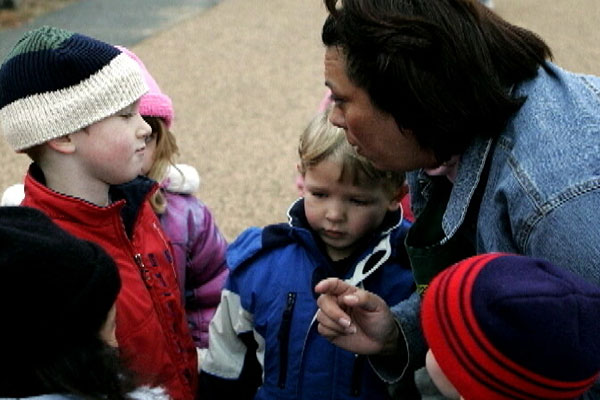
47,134,76,154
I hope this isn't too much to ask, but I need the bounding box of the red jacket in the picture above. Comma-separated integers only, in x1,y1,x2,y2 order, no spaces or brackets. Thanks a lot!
22,165,198,400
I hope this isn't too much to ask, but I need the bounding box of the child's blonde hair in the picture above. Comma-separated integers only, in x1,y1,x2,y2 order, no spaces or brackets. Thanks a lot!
298,109,405,196
144,116,179,214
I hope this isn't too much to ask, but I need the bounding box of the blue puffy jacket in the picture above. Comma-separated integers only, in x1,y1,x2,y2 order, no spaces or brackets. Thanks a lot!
199,199,415,400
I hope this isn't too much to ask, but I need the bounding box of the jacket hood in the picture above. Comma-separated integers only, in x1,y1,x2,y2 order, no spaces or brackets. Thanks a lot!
228,198,410,284
161,163,200,194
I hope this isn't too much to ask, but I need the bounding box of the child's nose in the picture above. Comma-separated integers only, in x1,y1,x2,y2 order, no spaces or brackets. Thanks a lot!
137,115,152,139
326,202,345,222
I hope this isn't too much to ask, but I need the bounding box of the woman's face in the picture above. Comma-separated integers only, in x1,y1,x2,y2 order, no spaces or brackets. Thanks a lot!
324,46,438,172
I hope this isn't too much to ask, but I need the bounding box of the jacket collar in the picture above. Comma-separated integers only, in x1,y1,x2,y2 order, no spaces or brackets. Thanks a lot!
409,136,493,244
284,197,404,264
286,197,403,236
25,163,158,236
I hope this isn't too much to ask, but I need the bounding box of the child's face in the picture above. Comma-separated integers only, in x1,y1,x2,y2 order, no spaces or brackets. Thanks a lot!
141,130,158,176
426,350,462,399
69,100,151,185
302,159,398,261
99,303,118,347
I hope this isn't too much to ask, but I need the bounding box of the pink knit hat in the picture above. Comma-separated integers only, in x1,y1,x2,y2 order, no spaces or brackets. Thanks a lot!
115,46,174,128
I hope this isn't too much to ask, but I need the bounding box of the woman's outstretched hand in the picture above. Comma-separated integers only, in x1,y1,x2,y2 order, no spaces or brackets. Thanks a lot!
315,277,400,355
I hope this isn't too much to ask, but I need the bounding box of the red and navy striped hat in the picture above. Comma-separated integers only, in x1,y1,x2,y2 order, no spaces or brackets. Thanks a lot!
422,253,600,400
0,26,148,151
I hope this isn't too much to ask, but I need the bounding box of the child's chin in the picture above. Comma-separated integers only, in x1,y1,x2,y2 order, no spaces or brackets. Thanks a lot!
110,174,139,185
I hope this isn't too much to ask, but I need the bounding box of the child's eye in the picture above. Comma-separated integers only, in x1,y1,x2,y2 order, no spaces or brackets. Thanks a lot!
120,109,137,119
311,191,327,198
350,198,370,205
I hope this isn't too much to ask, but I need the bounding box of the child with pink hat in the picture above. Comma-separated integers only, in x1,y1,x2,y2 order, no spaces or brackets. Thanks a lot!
116,46,229,355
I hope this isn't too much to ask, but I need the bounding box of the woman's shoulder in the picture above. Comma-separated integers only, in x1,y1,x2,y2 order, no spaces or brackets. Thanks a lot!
510,63,600,140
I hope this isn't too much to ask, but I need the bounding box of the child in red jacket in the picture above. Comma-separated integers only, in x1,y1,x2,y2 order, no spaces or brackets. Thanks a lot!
0,26,197,400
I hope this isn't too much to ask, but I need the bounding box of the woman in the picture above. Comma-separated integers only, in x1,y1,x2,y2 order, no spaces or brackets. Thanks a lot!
315,0,600,398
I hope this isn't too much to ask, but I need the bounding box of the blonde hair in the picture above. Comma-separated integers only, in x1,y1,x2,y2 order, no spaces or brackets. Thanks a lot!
143,116,179,214
298,108,405,196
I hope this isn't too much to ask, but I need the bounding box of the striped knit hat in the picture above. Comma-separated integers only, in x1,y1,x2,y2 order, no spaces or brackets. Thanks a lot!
422,253,600,400
0,26,148,151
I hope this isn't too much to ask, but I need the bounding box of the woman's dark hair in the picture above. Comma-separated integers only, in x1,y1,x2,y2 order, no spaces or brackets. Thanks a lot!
322,0,552,162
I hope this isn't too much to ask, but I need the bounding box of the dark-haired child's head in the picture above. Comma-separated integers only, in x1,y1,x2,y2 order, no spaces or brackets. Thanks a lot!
0,206,123,397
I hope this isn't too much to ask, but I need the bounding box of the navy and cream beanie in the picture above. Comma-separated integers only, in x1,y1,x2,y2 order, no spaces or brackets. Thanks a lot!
0,26,148,151
0,206,121,360
422,253,600,400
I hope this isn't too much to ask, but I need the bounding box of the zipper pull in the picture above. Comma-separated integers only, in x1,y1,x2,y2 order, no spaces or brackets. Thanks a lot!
282,292,297,319
134,253,152,285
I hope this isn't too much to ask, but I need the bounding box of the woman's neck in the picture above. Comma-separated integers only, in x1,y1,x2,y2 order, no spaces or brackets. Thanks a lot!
424,155,460,183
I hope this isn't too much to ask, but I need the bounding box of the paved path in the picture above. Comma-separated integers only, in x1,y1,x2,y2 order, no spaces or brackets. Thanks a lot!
0,0,220,60
0,0,598,239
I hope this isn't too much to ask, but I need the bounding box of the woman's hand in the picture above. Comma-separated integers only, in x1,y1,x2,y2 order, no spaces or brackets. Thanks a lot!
315,277,400,355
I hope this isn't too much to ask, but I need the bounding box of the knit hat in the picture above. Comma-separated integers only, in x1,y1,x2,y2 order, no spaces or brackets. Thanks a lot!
0,26,148,151
0,206,121,361
422,253,600,400
116,46,174,128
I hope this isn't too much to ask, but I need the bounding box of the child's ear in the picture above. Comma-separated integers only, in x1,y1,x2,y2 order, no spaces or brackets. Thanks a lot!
387,184,409,211
295,164,305,196
387,197,400,212
47,134,76,154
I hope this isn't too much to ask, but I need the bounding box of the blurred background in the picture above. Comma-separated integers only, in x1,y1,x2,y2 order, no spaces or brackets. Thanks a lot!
0,0,598,240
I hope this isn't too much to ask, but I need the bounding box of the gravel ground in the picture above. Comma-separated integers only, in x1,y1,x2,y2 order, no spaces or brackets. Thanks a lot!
0,0,598,241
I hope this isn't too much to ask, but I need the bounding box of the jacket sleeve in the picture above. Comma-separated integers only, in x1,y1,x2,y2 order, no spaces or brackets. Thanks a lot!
198,288,262,400
367,292,427,383
181,198,230,348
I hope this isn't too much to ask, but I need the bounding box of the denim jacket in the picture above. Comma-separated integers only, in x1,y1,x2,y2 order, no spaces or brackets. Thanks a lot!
378,62,600,396
410,62,600,282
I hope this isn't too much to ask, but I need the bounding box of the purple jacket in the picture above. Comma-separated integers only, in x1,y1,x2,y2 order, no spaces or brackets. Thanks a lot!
159,164,229,348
